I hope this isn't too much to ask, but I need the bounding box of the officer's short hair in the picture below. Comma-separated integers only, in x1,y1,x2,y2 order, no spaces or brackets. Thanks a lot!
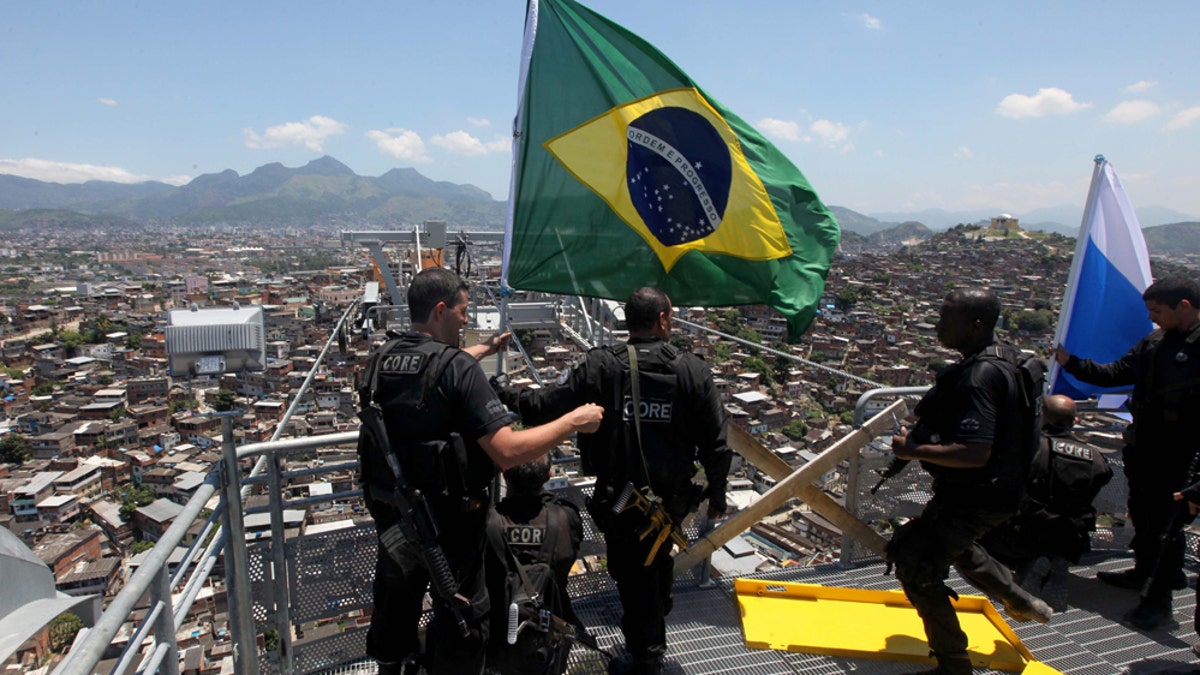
1143,276,1200,309
504,455,551,497
944,287,1000,329
408,268,468,324
625,287,671,332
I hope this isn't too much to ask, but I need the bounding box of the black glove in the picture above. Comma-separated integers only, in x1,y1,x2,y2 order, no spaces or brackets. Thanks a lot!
489,374,520,410
1180,480,1200,505
704,483,727,515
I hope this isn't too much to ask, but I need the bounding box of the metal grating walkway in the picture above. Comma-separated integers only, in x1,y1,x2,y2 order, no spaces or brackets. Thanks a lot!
556,552,1200,675
306,553,1200,675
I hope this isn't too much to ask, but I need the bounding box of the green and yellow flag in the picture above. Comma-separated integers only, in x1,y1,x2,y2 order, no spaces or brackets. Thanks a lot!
503,0,840,341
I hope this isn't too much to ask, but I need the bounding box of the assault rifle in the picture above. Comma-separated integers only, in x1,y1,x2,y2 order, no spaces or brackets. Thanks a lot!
360,403,473,637
870,456,911,495
505,591,606,654
612,482,689,566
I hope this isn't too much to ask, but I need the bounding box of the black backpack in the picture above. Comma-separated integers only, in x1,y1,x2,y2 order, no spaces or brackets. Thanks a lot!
485,505,577,675
979,345,1048,470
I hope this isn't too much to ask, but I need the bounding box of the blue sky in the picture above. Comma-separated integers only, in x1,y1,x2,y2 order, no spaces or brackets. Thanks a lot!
3,1,1199,218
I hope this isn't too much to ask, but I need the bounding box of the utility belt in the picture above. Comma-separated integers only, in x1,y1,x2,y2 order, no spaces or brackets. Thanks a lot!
365,483,488,515
588,481,701,565
932,480,1023,513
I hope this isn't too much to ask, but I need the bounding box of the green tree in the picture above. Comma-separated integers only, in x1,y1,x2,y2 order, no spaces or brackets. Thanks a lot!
48,612,85,652
125,332,143,350
735,325,762,344
263,629,280,653
712,342,732,362
0,434,32,464
1013,309,1054,333
744,355,775,386
669,333,692,353
211,388,237,412
129,540,155,555
118,484,157,521
780,419,809,440
57,329,86,349
108,405,127,422
33,382,54,396
835,287,860,309
714,309,741,335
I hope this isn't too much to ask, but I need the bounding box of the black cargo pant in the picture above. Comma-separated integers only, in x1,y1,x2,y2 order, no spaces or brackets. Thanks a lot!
366,511,490,673
1126,444,1195,605
889,497,1035,659
600,511,682,669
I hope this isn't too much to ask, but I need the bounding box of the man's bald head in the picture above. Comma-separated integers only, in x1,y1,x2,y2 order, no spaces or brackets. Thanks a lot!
1043,394,1077,431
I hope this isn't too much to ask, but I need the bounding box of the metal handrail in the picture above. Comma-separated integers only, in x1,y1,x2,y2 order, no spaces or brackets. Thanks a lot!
55,431,361,675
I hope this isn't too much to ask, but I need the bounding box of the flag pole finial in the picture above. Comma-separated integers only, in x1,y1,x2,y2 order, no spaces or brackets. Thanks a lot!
1094,154,1106,164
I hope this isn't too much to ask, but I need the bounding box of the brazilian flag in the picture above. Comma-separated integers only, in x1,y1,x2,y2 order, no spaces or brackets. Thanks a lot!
504,0,840,341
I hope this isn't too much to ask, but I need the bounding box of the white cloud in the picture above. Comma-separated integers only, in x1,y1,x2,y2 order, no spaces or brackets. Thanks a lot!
756,117,804,142
1164,106,1200,131
757,116,853,151
467,117,490,127
995,87,1092,118
861,13,882,30
98,97,118,107
430,130,508,156
1125,80,1157,93
365,128,432,162
1103,100,1161,124
954,146,974,160
243,115,348,152
0,158,188,185
811,119,850,146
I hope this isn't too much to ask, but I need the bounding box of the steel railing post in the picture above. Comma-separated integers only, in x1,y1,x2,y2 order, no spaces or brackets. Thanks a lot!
150,565,181,675
220,413,260,675
266,445,295,675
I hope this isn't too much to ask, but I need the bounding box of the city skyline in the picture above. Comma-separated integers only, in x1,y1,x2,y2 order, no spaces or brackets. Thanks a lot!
3,1,1199,217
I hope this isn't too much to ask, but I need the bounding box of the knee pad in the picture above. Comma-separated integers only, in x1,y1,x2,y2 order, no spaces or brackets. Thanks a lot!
888,522,947,589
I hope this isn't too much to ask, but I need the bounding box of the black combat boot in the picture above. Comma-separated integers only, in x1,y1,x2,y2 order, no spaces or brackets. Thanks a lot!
1098,567,1187,591
1041,556,1070,612
1124,598,1174,630
910,651,973,674
1002,595,1053,624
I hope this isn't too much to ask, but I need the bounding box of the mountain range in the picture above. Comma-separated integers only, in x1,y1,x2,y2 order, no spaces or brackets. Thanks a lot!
0,156,504,229
1,156,1198,256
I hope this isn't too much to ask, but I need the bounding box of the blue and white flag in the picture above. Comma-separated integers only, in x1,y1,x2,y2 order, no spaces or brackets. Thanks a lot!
1049,155,1154,400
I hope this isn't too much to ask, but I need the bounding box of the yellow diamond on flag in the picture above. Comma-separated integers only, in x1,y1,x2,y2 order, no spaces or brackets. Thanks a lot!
544,88,792,272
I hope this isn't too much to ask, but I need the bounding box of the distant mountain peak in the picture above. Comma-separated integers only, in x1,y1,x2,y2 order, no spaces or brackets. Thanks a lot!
298,155,356,177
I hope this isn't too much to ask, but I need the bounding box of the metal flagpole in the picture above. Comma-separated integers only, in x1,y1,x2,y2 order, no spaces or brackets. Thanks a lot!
1047,154,1106,393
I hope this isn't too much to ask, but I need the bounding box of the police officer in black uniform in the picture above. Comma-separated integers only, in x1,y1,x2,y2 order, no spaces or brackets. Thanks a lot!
1055,276,1200,630
889,288,1051,675
981,394,1113,611
485,454,584,674
497,287,731,675
362,267,603,675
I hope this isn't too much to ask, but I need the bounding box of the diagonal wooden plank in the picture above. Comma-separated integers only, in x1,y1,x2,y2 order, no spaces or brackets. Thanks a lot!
675,399,906,571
